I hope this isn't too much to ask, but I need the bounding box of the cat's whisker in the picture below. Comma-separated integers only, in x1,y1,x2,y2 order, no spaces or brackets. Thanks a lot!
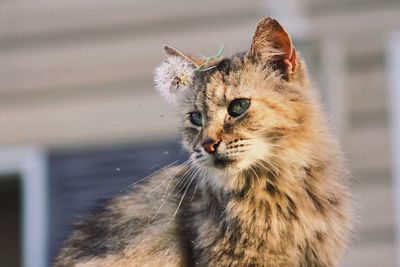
224,150,246,157
151,164,196,221
248,165,260,182
265,146,300,170
199,166,209,189
160,160,194,198
225,144,251,149
189,167,202,203
194,158,208,166
190,168,208,202
259,158,283,176
145,158,193,196
171,165,196,195
169,167,199,222
255,159,280,182
260,155,294,175
264,151,299,172
129,160,180,188
261,159,290,176
226,139,246,145
176,166,198,194
225,149,246,154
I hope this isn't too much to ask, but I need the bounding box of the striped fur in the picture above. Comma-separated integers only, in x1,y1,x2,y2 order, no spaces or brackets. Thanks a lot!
55,17,351,267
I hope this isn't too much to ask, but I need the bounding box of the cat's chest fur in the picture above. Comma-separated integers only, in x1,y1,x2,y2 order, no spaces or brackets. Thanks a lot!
185,173,337,267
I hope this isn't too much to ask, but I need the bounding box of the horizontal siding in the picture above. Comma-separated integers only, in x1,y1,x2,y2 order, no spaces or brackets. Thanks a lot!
307,0,399,16
0,23,256,96
353,182,395,235
0,0,264,147
0,0,396,266
0,89,180,146
345,127,391,173
0,0,261,38
341,32,395,266
341,242,396,267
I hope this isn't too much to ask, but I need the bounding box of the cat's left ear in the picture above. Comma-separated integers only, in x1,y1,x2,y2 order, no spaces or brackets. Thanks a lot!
248,17,297,78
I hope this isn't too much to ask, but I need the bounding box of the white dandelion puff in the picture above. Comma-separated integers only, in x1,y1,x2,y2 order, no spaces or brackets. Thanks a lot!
154,56,195,104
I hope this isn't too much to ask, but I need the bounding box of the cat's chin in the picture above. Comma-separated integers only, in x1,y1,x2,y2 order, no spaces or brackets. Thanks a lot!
213,157,238,169
194,152,262,178
204,158,244,177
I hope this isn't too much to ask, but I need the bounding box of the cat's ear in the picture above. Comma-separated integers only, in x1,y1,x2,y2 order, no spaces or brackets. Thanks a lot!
164,45,204,67
164,44,224,69
154,45,197,104
248,17,297,78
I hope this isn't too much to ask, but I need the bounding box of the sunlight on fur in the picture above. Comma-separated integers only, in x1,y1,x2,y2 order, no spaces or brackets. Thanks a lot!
55,17,351,267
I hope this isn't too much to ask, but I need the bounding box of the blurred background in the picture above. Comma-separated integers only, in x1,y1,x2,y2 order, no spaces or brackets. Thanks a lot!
0,0,399,266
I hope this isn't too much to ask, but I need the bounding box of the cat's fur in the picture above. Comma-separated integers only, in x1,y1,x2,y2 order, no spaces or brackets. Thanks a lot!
55,17,351,267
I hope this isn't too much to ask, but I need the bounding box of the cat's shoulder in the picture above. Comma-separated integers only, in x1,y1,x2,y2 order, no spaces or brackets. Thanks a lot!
54,164,190,266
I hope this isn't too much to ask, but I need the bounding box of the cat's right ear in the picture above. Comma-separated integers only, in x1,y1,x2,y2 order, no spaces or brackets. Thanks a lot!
154,45,198,104
247,17,297,79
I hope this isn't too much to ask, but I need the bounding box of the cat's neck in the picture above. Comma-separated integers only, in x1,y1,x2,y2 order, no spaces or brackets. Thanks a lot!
203,162,301,199
197,163,320,226
188,168,304,264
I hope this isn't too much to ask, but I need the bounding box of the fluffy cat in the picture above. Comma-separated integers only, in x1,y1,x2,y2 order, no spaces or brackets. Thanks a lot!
55,17,351,267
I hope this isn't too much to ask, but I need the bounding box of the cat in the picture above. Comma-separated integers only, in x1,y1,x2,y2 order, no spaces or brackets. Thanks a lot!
54,17,351,267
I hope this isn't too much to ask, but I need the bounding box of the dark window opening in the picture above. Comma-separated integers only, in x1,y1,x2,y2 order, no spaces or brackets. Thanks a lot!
0,174,21,267
48,140,187,263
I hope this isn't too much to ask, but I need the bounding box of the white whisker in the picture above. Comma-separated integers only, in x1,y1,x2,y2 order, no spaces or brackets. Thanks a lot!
169,168,199,222
144,159,193,196
129,160,180,188
151,164,195,221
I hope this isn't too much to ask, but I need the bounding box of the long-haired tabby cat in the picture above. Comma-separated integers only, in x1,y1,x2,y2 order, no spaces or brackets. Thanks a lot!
55,17,351,267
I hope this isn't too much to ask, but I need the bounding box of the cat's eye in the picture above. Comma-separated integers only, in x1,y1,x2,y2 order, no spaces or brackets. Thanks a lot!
228,98,250,117
190,112,203,126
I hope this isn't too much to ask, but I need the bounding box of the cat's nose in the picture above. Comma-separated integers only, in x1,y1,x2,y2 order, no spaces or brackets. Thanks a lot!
202,138,221,154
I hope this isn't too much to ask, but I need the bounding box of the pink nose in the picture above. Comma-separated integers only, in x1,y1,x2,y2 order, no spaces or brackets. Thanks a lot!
202,138,220,154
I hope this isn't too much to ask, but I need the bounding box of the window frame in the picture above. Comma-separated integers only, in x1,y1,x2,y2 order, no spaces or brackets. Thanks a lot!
0,147,48,267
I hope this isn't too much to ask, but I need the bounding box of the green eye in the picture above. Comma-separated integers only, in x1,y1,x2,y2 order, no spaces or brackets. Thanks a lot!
190,112,203,126
228,98,250,117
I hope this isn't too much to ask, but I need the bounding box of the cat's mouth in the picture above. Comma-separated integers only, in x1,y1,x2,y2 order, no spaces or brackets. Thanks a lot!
213,155,238,168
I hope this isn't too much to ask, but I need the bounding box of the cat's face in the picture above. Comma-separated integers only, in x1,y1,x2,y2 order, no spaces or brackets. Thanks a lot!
181,57,305,175
155,18,310,186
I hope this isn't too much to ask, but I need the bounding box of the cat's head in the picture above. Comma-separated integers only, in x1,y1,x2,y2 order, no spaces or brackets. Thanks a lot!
154,17,316,189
